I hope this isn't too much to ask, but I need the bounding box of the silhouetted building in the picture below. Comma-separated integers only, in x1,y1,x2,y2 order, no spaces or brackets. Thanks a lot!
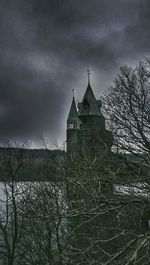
66,78,113,157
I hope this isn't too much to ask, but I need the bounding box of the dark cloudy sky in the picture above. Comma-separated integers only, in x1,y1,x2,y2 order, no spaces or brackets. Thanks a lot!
0,0,150,148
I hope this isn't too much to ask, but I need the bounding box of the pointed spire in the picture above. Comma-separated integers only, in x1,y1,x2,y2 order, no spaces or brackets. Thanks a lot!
79,78,101,116
67,96,77,121
67,93,82,129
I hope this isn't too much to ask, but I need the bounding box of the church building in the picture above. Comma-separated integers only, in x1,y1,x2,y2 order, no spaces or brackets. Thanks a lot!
66,73,113,157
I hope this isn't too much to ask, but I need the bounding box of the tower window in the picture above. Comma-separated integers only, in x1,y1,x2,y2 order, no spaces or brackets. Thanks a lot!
69,123,74,128
73,121,77,128
68,121,77,129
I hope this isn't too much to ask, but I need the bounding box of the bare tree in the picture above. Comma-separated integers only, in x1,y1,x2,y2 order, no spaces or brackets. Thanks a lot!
99,58,150,264
17,181,69,265
103,59,150,156
0,146,30,265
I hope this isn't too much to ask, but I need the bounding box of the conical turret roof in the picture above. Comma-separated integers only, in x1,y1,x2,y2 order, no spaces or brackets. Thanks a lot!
79,84,100,116
67,97,79,121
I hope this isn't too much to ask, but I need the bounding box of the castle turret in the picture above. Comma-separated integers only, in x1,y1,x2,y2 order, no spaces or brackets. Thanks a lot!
78,82,105,130
79,83,101,116
67,95,81,152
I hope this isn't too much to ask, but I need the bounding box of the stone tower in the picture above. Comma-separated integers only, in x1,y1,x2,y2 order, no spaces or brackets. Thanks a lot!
67,95,81,153
66,78,113,157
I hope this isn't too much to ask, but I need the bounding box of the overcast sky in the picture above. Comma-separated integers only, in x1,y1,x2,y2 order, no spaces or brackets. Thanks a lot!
0,0,150,148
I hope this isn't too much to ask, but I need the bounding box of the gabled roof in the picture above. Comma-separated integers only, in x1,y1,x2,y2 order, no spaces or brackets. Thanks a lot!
79,84,100,116
67,97,79,121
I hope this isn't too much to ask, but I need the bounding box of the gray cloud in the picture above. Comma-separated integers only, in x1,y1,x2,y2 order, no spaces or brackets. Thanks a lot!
0,0,150,146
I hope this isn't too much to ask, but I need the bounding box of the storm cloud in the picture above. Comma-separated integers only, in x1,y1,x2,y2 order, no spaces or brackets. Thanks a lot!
0,0,150,147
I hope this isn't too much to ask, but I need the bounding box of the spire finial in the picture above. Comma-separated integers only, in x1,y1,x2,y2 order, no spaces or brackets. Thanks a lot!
87,69,91,85
72,89,75,98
